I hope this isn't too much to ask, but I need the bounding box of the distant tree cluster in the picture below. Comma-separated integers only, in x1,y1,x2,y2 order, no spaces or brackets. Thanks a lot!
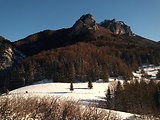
105,80,160,116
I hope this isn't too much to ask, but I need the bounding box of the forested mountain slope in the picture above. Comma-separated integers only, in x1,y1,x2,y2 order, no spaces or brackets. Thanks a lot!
0,14,160,92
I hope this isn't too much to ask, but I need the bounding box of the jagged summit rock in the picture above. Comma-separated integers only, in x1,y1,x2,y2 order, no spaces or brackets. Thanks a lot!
99,19,133,36
71,14,99,34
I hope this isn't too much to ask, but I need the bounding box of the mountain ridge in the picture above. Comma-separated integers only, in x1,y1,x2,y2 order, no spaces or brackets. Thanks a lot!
14,14,158,56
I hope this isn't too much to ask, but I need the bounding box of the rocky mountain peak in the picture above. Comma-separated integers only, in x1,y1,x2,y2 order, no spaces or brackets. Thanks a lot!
99,19,133,36
71,14,99,34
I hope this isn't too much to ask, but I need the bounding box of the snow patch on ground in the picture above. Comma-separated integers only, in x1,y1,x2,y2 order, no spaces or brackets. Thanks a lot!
11,82,109,103
133,65,160,80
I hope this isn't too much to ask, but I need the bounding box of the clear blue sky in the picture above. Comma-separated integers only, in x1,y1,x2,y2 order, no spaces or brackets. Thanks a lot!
0,0,160,42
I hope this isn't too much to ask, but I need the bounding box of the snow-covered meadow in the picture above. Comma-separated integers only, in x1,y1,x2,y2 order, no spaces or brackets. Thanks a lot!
10,80,110,104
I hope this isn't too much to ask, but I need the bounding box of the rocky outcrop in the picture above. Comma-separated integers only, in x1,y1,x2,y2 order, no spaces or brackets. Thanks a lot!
99,19,133,36
71,14,133,36
0,39,26,70
71,14,99,35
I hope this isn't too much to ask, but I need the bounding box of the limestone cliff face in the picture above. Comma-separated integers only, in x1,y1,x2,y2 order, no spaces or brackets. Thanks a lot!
99,19,133,36
71,14,99,34
71,14,133,36
0,38,26,70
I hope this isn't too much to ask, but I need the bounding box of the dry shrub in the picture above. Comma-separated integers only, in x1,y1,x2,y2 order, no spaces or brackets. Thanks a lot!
127,114,160,120
61,100,81,120
81,105,121,120
0,95,121,120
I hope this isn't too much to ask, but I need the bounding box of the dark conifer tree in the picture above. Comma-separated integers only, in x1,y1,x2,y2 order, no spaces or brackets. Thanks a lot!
105,87,112,108
114,81,124,111
102,65,109,82
106,87,111,101
117,81,123,90
70,81,74,92
157,70,160,79
88,79,93,89
154,90,160,109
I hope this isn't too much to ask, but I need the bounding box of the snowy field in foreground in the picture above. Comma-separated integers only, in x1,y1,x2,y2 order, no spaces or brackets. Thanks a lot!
10,82,109,104
10,80,138,119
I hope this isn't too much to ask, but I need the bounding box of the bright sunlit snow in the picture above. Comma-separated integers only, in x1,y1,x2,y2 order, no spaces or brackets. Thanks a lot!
11,81,109,103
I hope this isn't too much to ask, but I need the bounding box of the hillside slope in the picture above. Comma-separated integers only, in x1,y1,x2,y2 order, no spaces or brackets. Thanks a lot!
0,14,160,92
